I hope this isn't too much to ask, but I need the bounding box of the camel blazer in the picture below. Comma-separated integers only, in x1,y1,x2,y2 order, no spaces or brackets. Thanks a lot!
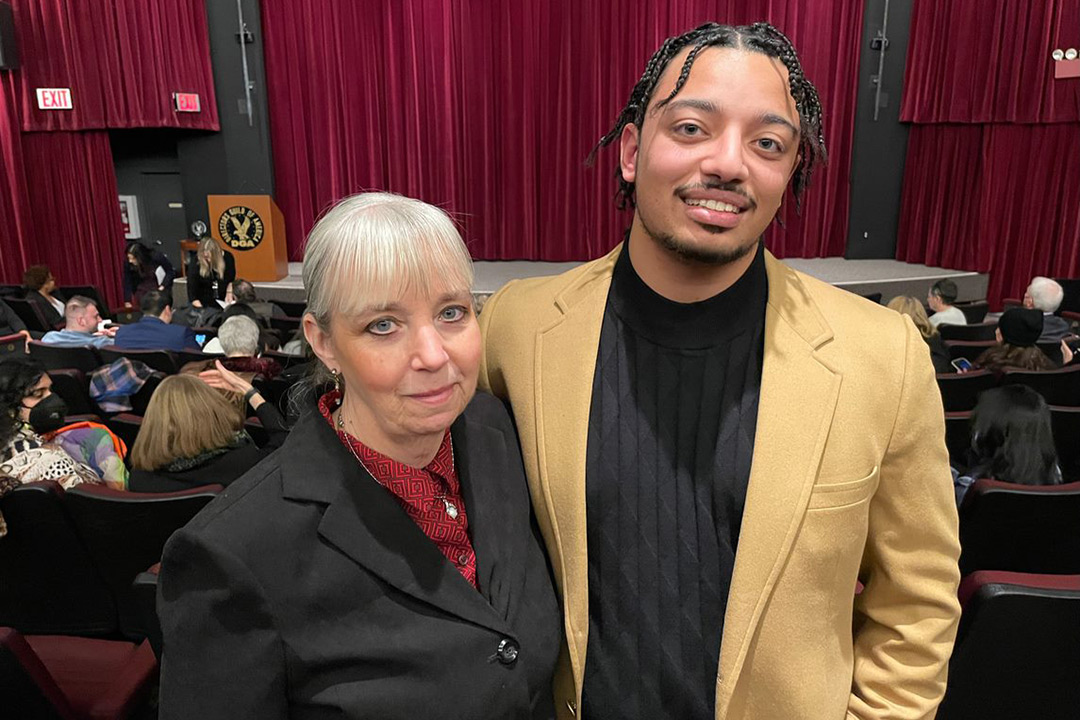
478,244,962,720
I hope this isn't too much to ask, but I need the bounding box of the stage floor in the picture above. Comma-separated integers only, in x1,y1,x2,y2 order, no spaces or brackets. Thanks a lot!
174,256,988,309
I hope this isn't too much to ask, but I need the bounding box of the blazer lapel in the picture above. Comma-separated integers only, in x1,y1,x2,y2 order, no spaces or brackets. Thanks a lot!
716,253,842,712
454,409,527,621
280,409,510,636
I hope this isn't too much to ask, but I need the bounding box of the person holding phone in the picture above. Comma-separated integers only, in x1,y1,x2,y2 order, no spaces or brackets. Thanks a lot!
974,308,1074,375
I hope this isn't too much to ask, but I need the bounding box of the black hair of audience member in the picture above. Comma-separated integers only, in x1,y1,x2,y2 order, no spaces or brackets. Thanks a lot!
222,302,258,323
231,279,259,304
968,385,1062,487
0,359,45,447
930,279,959,305
140,289,173,317
126,241,154,271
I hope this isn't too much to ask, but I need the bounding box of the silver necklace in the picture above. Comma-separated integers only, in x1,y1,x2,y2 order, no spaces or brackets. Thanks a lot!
336,405,460,520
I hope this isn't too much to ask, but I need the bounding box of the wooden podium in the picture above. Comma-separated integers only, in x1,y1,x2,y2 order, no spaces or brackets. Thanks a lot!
207,195,288,282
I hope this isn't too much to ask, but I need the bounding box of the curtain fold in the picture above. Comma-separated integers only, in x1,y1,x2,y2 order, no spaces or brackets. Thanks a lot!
900,0,1080,123
261,0,864,261
17,132,127,306
899,0,1080,308
11,0,219,132
897,124,1080,306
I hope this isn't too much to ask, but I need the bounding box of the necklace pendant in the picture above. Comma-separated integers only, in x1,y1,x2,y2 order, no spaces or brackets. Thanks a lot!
443,498,459,519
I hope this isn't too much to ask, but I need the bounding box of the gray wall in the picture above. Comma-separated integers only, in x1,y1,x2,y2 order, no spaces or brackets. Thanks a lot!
845,0,915,259
176,0,274,236
110,129,186,266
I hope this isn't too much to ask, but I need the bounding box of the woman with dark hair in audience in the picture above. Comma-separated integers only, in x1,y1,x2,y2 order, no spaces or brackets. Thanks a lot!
953,384,1063,504
975,307,1074,375
186,238,235,309
22,265,65,329
123,241,176,307
128,365,287,493
887,296,952,373
0,359,101,487
157,192,559,719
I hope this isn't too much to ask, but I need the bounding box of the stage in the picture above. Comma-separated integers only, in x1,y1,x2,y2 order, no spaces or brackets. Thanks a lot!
173,256,989,311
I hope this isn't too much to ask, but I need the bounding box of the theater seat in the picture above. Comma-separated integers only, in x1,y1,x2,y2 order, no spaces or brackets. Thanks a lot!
0,332,27,358
1050,405,1080,481
0,626,156,720
63,484,221,639
943,340,994,363
1002,364,1080,407
936,369,997,412
937,572,1080,720
939,321,998,342
943,412,972,471
99,347,177,375
0,482,116,636
29,342,103,375
958,479,1080,575
131,565,161,660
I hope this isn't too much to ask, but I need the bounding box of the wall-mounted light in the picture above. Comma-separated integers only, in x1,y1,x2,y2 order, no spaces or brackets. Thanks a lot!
1066,48,1079,61
1052,49,1065,61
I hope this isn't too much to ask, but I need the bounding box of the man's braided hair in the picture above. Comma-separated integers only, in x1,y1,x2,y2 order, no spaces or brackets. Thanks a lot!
588,22,827,212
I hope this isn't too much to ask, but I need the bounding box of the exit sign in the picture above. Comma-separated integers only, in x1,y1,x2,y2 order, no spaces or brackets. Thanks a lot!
173,92,201,112
36,88,72,110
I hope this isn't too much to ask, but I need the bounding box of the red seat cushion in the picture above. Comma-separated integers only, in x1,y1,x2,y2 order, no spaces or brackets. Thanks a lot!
26,635,156,720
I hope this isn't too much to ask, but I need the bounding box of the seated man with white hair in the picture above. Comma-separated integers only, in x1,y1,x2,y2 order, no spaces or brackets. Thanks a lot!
1024,276,1073,343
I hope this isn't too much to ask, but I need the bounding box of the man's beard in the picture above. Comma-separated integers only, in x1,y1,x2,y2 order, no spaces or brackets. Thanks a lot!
639,212,758,266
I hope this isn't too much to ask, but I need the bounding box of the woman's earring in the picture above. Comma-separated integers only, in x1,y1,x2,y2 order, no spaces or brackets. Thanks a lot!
330,368,342,393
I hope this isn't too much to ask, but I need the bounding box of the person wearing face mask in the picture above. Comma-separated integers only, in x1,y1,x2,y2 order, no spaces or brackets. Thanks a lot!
0,359,102,488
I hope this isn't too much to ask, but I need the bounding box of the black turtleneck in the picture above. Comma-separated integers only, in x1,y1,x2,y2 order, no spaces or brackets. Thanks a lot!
582,240,768,720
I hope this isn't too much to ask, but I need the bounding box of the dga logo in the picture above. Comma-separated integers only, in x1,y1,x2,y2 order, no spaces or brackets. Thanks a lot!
218,206,264,250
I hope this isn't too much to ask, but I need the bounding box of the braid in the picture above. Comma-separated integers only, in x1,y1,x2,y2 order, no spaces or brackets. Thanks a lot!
588,22,827,213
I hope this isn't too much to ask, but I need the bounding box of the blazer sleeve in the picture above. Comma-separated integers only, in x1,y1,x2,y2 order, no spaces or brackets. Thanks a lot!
158,527,288,720
253,401,290,450
847,320,962,720
0,299,26,334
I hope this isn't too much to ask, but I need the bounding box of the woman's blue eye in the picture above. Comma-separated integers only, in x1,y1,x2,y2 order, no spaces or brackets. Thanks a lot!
368,319,395,335
440,306,466,322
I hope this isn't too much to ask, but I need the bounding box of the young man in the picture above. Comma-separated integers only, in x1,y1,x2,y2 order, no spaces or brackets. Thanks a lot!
927,279,967,328
113,290,201,352
41,296,116,348
479,23,960,720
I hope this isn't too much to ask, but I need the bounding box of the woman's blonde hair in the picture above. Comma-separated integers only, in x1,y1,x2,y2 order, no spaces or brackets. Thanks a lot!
302,192,474,330
130,375,244,471
887,295,938,339
197,237,225,278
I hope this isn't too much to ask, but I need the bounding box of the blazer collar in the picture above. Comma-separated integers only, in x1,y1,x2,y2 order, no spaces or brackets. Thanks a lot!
279,405,516,636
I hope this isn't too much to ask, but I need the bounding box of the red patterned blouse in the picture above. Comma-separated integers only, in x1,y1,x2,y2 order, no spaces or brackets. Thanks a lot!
318,390,478,589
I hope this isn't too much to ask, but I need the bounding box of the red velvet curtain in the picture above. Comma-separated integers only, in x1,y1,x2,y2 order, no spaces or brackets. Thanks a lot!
900,0,1080,123
897,124,1080,305
261,0,864,261
10,0,219,131
0,74,32,283
897,0,1080,307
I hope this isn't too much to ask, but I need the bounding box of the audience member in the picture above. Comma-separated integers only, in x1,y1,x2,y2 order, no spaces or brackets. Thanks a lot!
952,384,1063,504
226,279,285,322
114,291,200,352
201,301,280,352
975,308,1071,375
0,298,31,347
0,359,102,487
215,315,282,379
41,296,116,348
128,366,288,492
1023,276,1072,343
887,296,952,373
187,238,235,308
22,265,65,329
927,279,967,328
123,241,177,306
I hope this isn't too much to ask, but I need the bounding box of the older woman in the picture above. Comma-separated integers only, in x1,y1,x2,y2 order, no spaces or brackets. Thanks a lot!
158,193,560,719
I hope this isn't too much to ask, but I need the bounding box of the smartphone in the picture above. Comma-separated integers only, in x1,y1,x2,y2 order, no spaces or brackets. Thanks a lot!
951,357,974,372
195,333,207,346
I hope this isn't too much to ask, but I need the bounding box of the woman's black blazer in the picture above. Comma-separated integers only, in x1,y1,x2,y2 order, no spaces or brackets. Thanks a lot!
158,392,561,720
